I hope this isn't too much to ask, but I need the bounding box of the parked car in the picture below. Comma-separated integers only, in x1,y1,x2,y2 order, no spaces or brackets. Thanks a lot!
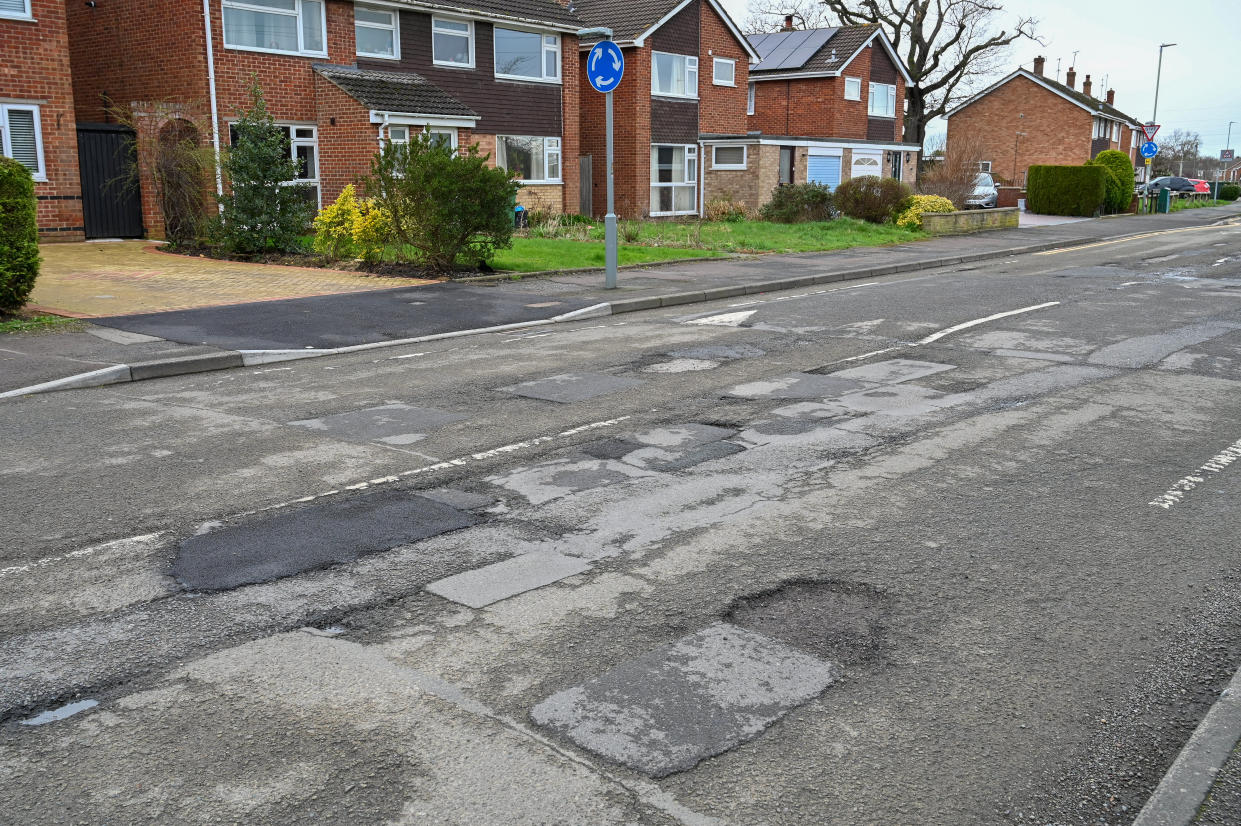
1189,179,1211,193
965,172,998,209
1140,176,1197,195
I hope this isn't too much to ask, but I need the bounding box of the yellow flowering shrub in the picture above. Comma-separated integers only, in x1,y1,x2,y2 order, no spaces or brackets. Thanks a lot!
352,199,393,263
312,184,360,259
896,194,956,229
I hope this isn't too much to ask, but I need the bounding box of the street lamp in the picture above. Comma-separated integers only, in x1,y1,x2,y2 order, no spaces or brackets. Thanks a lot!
1151,42,1175,125
1012,131,1026,185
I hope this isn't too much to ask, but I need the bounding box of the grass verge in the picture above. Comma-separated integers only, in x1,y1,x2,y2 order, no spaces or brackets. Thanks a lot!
0,312,83,335
1170,198,1228,212
492,237,725,272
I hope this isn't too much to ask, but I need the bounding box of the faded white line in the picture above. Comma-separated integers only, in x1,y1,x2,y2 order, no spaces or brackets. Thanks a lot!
688,310,756,327
916,302,1061,346
0,533,166,580
816,346,902,368
1150,437,1241,510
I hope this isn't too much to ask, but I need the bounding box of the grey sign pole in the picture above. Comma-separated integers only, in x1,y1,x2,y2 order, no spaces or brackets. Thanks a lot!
604,87,617,288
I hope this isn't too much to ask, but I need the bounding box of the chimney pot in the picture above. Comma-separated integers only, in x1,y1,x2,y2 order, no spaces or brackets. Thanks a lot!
782,14,793,30
1033,55,1045,76
1066,67,1076,89
1082,74,1092,97
1106,88,1115,106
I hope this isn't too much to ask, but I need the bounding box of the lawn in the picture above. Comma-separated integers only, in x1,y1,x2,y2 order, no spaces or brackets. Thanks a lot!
624,217,923,253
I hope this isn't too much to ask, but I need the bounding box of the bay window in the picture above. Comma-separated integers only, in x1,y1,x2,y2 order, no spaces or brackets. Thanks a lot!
0,104,43,180
650,144,696,215
432,17,473,67
652,52,697,98
867,81,896,117
222,0,326,56
355,5,399,59
494,28,560,82
497,135,561,183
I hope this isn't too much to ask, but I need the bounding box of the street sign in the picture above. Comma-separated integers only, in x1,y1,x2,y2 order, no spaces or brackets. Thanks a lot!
587,41,624,93
1140,141,1159,159
1141,123,1160,143
1223,149,1236,162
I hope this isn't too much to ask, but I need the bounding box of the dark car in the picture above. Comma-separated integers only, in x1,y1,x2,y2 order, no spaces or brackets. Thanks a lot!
1140,176,1197,195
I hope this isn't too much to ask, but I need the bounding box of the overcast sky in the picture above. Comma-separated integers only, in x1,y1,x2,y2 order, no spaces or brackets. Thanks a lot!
720,0,1241,154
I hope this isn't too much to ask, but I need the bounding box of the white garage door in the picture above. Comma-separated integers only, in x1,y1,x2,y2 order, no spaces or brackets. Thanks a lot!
850,150,883,180
807,155,842,190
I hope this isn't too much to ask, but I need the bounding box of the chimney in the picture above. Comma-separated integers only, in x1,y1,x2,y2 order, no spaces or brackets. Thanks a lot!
782,14,794,31
1066,67,1076,89
1082,74,1092,97
1033,55,1045,76
1106,88,1115,106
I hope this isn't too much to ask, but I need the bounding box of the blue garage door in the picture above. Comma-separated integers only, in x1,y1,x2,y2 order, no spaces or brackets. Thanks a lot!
807,155,842,190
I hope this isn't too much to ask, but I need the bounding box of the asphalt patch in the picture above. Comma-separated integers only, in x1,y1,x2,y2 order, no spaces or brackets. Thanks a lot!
498,373,644,403
726,579,890,665
172,489,480,590
288,403,467,445
92,283,592,350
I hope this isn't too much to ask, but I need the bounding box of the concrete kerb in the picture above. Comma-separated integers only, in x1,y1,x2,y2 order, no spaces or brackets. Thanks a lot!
0,234,1126,400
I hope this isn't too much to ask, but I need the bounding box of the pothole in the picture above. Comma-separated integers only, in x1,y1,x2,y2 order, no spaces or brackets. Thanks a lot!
726,579,890,665
639,358,720,373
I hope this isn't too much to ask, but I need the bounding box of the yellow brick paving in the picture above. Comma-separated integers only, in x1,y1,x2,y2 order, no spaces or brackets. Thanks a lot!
30,241,433,317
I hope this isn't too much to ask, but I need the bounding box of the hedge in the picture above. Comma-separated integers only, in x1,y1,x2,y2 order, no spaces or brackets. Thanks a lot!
0,157,40,314
1220,183,1240,202
1089,150,1135,213
1026,165,1109,217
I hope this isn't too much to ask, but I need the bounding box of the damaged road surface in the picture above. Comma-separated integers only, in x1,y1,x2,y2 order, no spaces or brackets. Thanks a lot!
4,219,1241,824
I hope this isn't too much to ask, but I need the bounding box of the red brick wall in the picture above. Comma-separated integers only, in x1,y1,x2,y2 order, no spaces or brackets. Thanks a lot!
580,44,651,218
946,74,1092,185
698,0,747,135
560,34,580,215
4,0,84,239
314,73,376,206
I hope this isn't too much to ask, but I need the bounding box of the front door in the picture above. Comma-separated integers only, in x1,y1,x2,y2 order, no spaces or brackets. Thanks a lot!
76,123,144,239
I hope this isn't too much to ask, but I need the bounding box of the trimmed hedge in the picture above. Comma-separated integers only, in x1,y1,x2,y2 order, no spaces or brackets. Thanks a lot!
1089,150,1135,213
1220,183,1240,202
0,157,40,314
1026,165,1109,217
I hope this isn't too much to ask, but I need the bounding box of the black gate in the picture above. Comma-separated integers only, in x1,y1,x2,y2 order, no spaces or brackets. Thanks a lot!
76,123,144,239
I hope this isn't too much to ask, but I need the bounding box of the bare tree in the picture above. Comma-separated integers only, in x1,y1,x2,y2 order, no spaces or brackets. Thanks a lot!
813,0,1038,146
918,131,988,207
744,0,834,33
1151,129,1201,177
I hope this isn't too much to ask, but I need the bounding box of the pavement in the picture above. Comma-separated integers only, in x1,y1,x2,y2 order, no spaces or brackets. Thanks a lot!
2,203,1238,399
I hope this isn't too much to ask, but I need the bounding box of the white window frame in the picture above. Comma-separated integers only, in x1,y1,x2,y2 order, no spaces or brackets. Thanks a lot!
496,135,562,184
977,161,992,172
712,57,735,87
0,0,32,22
867,81,896,117
844,76,861,101
355,4,399,60
386,124,459,150
746,82,755,115
651,51,698,99
221,0,327,58
228,121,320,206
432,16,474,68
493,27,561,84
0,103,45,181
711,144,746,170
650,143,697,217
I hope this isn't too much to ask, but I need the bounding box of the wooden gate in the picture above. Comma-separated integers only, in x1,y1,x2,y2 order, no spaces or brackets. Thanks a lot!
76,123,144,239
579,155,592,216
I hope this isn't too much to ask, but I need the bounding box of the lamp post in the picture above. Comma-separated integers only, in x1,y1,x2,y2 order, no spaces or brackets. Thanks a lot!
1151,42,1175,125
1012,131,1026,185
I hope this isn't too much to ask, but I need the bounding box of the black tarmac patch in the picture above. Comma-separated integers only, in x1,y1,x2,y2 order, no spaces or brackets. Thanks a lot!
172,490,480,590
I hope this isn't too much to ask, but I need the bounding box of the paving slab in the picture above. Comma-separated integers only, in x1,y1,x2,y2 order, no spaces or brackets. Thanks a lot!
531,623,841,777
172,490,479,590
828,358,957,384
725,372,868,400
288,403,467,445
497,372,644,403
426,552,591,608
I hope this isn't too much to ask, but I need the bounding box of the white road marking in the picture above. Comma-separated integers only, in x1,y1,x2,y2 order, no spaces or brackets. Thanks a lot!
1149,437,1241,509
388,352,427,360
688,310,757,327
916,302,1061,346
0,533,166,580
1036,222,1241,256
815,347,902,368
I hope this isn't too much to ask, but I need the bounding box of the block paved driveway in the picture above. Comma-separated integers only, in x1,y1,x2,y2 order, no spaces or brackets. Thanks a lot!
29,240,427,317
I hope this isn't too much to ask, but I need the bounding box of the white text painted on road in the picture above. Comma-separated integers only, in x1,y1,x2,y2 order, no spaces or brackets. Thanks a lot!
1150,437,1241,509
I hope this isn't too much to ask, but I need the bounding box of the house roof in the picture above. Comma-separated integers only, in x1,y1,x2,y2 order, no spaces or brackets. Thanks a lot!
314,66,479,119
945,68,1143,125
573,0,759,60
747,24,911,85
391,0,582,30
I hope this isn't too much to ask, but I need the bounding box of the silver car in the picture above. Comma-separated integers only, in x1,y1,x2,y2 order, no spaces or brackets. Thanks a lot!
965,172,998,209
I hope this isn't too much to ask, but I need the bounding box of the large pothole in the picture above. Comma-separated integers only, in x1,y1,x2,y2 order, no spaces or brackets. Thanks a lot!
726,579,890,665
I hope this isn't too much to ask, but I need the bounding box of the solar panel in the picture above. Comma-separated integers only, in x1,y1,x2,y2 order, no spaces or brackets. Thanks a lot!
749,27,838,72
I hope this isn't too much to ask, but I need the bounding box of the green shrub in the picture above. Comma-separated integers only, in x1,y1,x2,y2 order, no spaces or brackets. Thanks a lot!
216,80,315,254
705,195,754,222
759,183,833,223
1219,183,1240,202
1026,165,1109,217
0,157,40,314
364,133,519,274
1089,150,1135,213
896,194,955,229
832,176,913,224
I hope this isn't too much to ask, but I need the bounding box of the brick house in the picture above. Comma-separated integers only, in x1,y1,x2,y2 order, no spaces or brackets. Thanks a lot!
702,21,919,211
66,0,583,237
571,0,758,219
2,0,85,239
944,56,1143,187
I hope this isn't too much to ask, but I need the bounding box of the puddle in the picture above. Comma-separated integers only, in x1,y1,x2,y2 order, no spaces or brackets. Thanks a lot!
20,699,99,726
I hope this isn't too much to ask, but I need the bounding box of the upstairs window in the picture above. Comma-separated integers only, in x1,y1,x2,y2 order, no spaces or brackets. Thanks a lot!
0,104,44,180
868,82,896,117
222,0,326,57
494,28,560,82
0,0,32,21
747,82,755,115
432,17,473,67
652,52,697,98
355,5,398,59
844,77,861,101
712,58,735,86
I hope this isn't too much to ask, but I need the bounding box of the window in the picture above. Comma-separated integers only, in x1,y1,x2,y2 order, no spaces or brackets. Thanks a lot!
355,5,398,59
222,0,325,56
432,16,473,67
712,58,735,86
746,82,755,115
494,28,560,82
0,104,44,180
867,82,896,117
844,77,861,101
650,144,696,215
497,135,561,183
652,52,697,98
0,0,31,20
711,145,746,170
977,161,992,172
388,125,458,149
229,122,319,205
